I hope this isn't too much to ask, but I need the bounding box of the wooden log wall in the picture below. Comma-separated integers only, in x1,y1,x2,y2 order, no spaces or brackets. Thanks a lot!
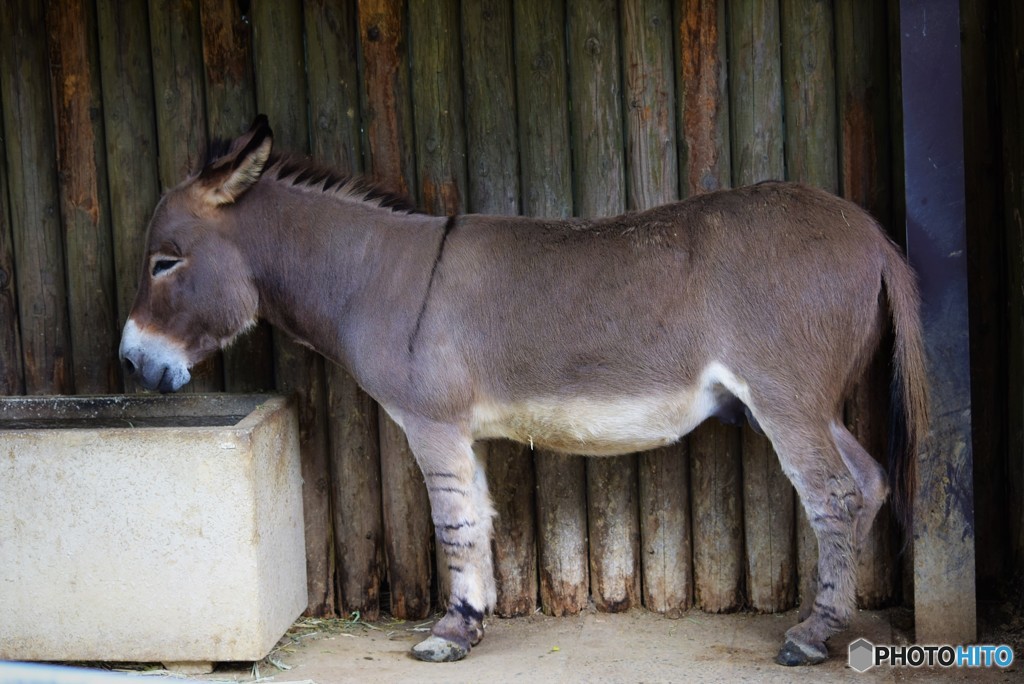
3,0,1020,619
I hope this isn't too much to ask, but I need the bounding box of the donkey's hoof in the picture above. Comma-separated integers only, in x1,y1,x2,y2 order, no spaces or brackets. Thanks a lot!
411,635,469,663
775,639,827,666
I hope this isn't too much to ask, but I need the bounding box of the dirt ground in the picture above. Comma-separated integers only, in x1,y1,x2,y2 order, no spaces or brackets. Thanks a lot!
140,606,1020,683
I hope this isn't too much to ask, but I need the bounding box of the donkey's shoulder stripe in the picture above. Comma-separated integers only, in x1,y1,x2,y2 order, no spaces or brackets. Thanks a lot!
408,215,459,355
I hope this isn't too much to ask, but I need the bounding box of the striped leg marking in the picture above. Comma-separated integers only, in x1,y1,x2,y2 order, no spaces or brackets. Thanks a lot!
406,425,496,662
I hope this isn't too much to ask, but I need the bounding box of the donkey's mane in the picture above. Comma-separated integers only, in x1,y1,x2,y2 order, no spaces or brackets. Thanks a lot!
202,138,419,214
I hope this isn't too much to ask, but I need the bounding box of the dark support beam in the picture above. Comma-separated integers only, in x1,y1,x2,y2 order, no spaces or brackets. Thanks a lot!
899,0,976,644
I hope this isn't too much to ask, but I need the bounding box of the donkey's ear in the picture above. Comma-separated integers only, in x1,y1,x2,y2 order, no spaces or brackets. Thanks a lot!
197,115,274,207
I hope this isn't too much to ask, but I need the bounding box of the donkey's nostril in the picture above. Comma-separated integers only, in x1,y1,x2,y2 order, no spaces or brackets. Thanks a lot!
122,357,137,376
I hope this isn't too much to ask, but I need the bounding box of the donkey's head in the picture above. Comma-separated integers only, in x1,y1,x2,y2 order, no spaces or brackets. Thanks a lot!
119,116,273,392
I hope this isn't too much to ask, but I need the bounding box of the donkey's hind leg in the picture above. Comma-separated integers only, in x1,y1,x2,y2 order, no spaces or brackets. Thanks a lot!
830,421,888,552
403,419,496,662
768,420,863,666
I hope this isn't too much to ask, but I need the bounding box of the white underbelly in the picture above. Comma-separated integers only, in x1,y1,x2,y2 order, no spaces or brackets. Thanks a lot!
471,362,752,456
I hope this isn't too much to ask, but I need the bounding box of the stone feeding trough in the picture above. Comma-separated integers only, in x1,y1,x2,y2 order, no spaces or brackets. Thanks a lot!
0,393,307,672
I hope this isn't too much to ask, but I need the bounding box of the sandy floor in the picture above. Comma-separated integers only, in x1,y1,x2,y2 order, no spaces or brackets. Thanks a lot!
190,607,1019,684
11,606,1019,683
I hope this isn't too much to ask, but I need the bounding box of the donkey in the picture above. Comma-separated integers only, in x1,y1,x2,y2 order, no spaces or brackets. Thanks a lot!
119,116,928,666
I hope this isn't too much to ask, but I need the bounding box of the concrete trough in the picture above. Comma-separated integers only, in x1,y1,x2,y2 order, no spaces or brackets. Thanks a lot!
0,393,307,668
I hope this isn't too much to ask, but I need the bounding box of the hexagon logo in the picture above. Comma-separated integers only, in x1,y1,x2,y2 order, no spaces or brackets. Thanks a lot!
848,638,875,672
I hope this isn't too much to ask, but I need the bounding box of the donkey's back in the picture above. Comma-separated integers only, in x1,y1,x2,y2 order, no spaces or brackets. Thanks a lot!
430,182,904,451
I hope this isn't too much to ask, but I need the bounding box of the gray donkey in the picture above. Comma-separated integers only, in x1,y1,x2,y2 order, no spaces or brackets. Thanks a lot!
120,116,928,666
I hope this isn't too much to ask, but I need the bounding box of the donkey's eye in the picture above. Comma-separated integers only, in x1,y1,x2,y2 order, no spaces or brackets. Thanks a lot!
151,258,181,277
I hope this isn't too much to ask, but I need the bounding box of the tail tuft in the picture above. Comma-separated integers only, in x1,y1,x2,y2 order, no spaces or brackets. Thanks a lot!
882,245,930,535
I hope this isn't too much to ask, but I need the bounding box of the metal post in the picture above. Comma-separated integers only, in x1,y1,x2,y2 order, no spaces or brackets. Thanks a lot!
899,0,977,644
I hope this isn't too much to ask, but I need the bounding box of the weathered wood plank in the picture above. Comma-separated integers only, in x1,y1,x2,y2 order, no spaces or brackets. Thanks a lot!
535,453,590,615
327,366,384,620
512,0,587,617
678,0,730,197
306,0,386,622
252,0,335,617
568,0,640,613
358,0,433,620
409,0,467,215
358,0,416,196
47,0,119,395
833,0,898,608
622,0,689,615
0,100,24,395
729,0,795,614
484,442,537,616
408,0,467,607
462,0,537,617
638,447,691,615
148,0,222,391
622,0,678,209
462,0,519,215
95,0,162,370
199,0,275,393
380,417,434,619
689,422,743,612
678,0,741,614
0,0,72,395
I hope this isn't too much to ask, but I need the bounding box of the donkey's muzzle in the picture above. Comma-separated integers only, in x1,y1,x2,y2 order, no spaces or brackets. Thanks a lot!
119,320,192,393
120,348,191,394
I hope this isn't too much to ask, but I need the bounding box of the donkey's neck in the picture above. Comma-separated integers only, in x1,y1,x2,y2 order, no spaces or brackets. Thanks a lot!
235,178,449,389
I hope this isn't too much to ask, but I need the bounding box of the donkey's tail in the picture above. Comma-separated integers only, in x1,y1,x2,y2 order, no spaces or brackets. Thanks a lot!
881,245,930,535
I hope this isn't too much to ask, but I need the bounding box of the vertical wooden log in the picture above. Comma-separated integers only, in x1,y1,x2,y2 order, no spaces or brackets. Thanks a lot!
306,0,386,621
252,0,336,617
46,0,119,395
199,0,256,137
409,0,467,216
678,0,731,197
689,421,743,612
328,368,384,620
622,0,690,615
0,106,24,395
462,0,538,617
622,0,678,209
779,0,839,614
679,0,743,613
0,1,73,395
358,0,432,620
513,0,588,617
358,0,416,196
148,0,222,391
408,0,467,607
568,0,640,613
96,0,162,357
638,447,691,616
199,0,275,393
998,0,1024,586
379,417,433,619
833,0,898,608
729,0,794,614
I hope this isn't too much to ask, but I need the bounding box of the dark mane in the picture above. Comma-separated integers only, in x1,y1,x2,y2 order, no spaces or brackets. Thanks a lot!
198,139,420,214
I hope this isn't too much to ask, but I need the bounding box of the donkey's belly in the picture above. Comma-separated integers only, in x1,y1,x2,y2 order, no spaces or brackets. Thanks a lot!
471,362,751,456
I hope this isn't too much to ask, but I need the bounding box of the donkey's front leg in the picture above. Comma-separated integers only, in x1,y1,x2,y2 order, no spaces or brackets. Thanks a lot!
404,419,496,662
